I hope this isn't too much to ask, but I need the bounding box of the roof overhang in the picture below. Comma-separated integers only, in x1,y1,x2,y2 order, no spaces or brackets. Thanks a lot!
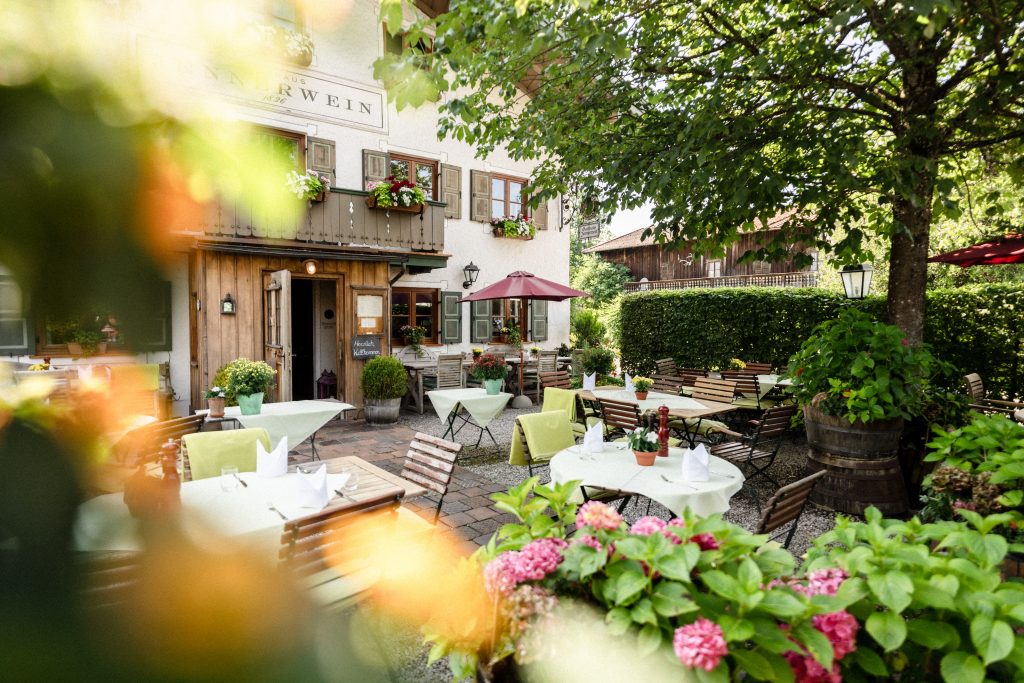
192,237,451,268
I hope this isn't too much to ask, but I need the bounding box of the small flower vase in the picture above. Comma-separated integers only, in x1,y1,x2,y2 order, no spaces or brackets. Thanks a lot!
635,391,649,400
473,350,482,359
633,450,658,466
236,392,264,415
484,379,503,395
207,397,225,418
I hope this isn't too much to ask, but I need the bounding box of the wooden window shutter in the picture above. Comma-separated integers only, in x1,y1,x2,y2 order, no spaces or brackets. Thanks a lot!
362,149,389,187
532,197,549,230
308,137,336,185
440,164,462,219
470,299,491,343
469,170,491,222
0,275,32,355
440,291,462,343
529,300,548,342
137,282,173,351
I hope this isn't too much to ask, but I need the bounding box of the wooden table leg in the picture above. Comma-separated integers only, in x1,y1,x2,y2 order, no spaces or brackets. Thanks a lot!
416,370,424,414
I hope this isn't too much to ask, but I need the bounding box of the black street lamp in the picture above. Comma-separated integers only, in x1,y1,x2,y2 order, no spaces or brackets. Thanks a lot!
463,262,480,289
840,264,874,299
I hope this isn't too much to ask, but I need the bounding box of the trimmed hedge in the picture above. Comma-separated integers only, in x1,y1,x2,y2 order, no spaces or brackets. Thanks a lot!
620,284,1024,399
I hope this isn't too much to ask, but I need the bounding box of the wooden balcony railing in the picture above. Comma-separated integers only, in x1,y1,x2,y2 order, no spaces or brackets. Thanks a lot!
197,188,446,252
624,271,819,292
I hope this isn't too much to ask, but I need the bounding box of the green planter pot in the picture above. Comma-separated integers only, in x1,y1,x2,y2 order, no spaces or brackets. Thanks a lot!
236,392,264,415
484,379,503,395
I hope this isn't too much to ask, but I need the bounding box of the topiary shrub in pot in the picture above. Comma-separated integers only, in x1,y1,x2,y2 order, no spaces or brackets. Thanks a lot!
785,309,940,515
362,356,407,424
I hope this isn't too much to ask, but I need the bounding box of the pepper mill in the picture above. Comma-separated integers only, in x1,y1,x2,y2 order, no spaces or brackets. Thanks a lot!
658,405,670,457
160,437,181,512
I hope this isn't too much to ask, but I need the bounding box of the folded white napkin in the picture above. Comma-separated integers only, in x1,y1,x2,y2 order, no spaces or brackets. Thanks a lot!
583,421,604,453
682,443,711,482
297,463,329,509
583,372,596,390
624,373,635,392
256,436,289,478
77,365,93,381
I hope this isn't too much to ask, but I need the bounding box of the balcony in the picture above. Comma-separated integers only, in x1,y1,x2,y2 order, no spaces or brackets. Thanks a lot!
624,271,818,292
197,188,446,253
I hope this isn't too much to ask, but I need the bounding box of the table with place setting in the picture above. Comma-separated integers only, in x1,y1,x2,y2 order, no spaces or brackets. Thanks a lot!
580,387,738,446
549,444,744,517
73,456,426,557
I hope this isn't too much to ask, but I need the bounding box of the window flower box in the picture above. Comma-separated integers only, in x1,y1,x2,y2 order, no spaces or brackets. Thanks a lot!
491,215,536,240
366,177,426,214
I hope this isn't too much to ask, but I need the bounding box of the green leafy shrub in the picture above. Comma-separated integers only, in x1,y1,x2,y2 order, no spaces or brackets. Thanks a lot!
224,358,276,397
581,347,615,376
211,363,237,406
424,479,1023,683
360,356,407,400
922,412,1024,545
786,309,940,423
571,309,606,347
619,285,1024,399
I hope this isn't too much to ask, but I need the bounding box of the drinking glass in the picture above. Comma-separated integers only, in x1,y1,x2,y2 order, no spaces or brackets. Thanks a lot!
220,465,240,491
342,469,360,494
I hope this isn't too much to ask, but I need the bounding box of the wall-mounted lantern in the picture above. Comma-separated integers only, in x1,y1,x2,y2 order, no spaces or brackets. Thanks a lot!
463,262,480,289
221,293,236,315
303,259,319,275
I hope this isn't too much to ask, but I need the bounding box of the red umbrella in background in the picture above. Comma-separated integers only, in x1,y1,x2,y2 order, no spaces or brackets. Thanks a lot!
461,271,588,407
928,234,1024,267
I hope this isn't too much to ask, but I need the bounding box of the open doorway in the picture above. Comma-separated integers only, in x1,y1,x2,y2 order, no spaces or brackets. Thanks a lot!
290,278,338,400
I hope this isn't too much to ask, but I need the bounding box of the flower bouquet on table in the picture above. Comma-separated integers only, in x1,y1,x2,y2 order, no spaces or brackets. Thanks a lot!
632,376,653,400
626,424,659,465
472,347,484,359
491,214,537,240
285,169,330,202
366,176,427,210
204,386,226,418
471,353,508,395
421,477,1022,683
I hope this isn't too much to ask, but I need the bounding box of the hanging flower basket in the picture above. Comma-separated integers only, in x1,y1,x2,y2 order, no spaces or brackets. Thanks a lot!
366,177,426,214
491,215,536,240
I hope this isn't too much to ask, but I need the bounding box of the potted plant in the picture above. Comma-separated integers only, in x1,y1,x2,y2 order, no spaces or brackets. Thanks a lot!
528,346,541,359
282,28,314,66
785,308,938,515
626,424,659,465
400,324,427,357
581,346,615,380
471,353,508,395
361,356,407,424
490,214,537,240
472,347,484,359
422,479,1023,683
69,329,106,356
205,386,226,418
500,322,523,349
286,169,331,202
920,412,1024,579
224,359,276,415
632,376,653,400
366,176,427,213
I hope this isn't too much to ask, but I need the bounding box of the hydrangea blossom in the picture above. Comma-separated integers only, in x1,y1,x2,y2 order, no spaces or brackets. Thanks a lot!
629,516,667,536
813,610,859,660
576,501,623,531
689,533,720,551
784,650,842,683
572,535,603,552
673,618,728,671
806,568,848,596
482,539,566,597
662,517,687,544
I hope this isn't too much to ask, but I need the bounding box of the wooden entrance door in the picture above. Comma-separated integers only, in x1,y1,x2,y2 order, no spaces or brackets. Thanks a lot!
264,269,292,402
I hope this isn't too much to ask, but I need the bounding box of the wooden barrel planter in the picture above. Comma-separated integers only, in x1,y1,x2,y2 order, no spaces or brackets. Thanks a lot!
804,399,908,516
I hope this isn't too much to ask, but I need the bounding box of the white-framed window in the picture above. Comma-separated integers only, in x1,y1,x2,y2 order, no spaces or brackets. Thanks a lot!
807,250,820,272
706,260,722,278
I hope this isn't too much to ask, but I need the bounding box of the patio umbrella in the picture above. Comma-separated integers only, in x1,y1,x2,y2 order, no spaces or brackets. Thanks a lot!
460,271,588,407
927,234,1024,267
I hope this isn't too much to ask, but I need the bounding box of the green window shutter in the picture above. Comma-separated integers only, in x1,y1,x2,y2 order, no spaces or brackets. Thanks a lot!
137,281,172,351
363,149,389,186
470,299,491,343
469,170,491,222
308,137,336,185
440,290,462,343
0,274,32,355
530,300,548,342
532,196,549,230
441,164,462,219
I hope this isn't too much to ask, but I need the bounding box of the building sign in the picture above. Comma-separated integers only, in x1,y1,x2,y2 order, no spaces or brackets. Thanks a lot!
352,334,382,359
579,219,602,241
138,40,387,132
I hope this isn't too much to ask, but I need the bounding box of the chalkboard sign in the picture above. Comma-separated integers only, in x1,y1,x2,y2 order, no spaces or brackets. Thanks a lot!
352,334,382,359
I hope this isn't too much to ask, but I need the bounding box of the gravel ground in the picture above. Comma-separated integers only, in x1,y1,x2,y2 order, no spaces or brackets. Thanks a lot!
381,404,840,681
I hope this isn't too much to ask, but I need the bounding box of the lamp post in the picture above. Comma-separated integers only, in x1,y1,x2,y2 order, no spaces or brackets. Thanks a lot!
839,264,873,299
462,262,480,289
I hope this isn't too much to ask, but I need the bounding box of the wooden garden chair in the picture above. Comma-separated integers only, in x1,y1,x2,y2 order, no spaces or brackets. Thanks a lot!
710,404,797,510
743,362,773,374
594,397,642,439
678,368,709,394
964,373,1024,415
668,377,736,445
721,371,777,423
398,433,461,525
539,370,571,390
655,358,679,376
651,374,685,395
754,470,826,549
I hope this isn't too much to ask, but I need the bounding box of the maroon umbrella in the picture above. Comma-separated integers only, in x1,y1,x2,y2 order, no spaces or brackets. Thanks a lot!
928,234,1024,267
461,272,588,406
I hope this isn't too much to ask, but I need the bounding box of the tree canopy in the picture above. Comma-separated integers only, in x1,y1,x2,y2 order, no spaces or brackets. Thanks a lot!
378,0,1024,341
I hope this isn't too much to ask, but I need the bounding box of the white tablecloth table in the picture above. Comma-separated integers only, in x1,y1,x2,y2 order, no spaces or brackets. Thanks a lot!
550,445,744,517
206,400,352,455
755,374,793,399
427,387,512,447
588,387,705,413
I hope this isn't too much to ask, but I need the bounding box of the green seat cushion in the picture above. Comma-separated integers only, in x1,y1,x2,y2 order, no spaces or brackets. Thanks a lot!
732,397,771,409
182,427,272,481
671,418,728,436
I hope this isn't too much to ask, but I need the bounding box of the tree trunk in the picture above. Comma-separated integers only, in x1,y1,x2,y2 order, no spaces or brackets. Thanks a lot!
887,191,932,344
